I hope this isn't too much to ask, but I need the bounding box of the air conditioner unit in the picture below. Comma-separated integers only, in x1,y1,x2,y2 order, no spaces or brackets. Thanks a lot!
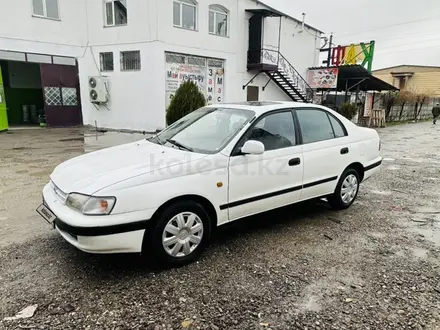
88,76,109,104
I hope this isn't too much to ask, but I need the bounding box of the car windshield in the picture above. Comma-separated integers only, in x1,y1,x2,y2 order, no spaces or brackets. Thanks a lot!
153,107,255,154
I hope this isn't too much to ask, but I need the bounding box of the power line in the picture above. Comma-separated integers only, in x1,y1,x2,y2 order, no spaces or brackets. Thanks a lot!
376,37,440,52
376,44,440,55
336,15,440,38
377,30,440,41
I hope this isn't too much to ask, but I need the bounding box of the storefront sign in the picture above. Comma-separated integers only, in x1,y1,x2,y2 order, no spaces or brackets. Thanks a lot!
165,54,225,108
306,68,339,89
165,64,206,106
331,41,375,72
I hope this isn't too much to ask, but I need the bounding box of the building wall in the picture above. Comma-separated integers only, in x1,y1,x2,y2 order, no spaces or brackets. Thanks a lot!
0,0,321,132
0,0,86,57
79,0,319,132
374,66,440,97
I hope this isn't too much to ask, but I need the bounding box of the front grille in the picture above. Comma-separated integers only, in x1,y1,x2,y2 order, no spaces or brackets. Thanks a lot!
51,181,67,204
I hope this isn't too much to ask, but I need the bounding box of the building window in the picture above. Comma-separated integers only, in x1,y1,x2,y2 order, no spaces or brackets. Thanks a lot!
32,0,60,20
173,0,197,30
100,52,114,72
104,0,127,26
120,51,141,71
209,5,228,36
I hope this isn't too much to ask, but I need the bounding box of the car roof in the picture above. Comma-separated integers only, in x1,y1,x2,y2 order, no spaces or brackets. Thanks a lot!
206,101,325,116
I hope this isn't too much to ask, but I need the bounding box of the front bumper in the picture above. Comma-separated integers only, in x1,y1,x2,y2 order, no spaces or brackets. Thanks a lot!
42,183,155,254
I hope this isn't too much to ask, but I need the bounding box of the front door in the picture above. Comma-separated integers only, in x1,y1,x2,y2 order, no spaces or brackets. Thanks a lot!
0,66,8,132
248,14,263,64
247,86,259,101
227,110,303,220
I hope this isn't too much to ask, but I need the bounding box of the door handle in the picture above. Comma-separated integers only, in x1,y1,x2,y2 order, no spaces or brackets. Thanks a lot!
288,157,301,166
341,147,349,155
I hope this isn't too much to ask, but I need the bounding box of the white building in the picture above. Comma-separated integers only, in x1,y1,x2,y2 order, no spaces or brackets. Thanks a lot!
0,0,322,132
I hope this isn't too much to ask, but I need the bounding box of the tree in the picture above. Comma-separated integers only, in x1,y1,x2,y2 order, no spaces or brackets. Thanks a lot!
397,90,414,121
339,103,358,120
382,92,399,121
166,81,207,125
411,90,430,121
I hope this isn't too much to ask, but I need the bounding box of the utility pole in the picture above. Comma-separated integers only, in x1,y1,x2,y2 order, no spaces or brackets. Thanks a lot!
321,33,333,67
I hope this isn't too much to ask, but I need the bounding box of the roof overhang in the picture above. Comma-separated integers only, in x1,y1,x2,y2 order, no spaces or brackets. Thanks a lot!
245,8,282,17
391,72,414,77
247,0,324,33
309,65,399,92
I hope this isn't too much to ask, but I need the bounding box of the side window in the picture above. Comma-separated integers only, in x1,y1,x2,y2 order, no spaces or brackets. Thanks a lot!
242,111,296,151
328,114,346,138
296,109,335,144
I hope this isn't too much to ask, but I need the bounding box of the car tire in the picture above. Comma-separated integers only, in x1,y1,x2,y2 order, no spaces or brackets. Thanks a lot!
145,201,212,266
328,168,360,210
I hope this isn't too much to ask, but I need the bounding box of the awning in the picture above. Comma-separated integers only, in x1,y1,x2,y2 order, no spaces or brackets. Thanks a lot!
308,65,399,92
245,9,282,17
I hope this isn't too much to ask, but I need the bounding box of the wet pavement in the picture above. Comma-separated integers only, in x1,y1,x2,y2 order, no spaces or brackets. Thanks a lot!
0,123,439,330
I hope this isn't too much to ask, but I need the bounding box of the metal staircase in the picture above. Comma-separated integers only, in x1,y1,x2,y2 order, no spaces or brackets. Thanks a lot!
246,49,314,103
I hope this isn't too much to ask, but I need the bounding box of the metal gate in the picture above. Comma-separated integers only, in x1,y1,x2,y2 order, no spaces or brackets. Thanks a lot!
40,63,82,127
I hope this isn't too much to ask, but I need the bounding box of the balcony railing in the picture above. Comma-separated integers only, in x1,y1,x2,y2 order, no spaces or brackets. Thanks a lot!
247,48,314,101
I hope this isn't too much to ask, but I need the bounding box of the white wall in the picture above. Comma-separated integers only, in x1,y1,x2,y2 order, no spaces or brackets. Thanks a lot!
85,0,153,46
0,0,321,132
0,0,87,56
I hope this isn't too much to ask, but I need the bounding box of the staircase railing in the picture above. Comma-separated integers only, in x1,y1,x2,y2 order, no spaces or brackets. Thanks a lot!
248,48,315,102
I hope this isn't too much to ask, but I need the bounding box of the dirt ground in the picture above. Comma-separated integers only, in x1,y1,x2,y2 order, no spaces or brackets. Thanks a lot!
0,123,439,330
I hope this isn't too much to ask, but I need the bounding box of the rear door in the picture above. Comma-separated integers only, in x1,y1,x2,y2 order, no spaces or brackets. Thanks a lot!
0,66,8,131
295,107,352,201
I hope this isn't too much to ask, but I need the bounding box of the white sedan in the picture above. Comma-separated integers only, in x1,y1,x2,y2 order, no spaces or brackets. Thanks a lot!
37,102,382,265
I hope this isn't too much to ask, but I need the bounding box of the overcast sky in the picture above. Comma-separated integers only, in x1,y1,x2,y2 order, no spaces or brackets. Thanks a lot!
265,0,440,70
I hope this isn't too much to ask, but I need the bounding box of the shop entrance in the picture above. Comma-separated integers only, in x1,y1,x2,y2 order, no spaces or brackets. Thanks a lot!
0,61,44,128
0,51,82,130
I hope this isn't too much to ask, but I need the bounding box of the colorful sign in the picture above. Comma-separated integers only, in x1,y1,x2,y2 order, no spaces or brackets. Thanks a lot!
331,41,375,72
307,68,339,89
165,64,206,106
165,56,225,107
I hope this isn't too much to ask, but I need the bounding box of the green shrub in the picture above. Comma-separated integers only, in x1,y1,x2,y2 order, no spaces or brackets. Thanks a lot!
339,102,358,120
166,81,207,125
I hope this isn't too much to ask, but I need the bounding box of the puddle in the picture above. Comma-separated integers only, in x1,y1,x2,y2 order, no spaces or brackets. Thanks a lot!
410,207,440,214
408,213,440,247
59,137,85,142
411,226,440,246
412,247,428,259
302,295,321,312
370,190,392,196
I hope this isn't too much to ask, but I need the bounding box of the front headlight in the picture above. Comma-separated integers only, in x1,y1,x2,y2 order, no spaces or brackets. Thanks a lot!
66,193,116,215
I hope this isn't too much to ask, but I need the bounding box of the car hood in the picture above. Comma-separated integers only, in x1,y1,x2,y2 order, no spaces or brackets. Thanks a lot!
50,140,207,195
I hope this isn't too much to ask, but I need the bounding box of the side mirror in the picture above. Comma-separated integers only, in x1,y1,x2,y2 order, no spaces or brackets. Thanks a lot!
241,140,265,155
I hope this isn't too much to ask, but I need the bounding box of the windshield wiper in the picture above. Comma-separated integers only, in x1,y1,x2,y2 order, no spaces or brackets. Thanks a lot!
148,135,164,145
166,139,193,152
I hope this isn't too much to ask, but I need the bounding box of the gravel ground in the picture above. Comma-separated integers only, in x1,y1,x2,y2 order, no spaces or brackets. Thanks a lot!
0,123,439,330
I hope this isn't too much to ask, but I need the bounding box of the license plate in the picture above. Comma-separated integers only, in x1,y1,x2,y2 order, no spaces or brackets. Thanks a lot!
36,203,56,225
